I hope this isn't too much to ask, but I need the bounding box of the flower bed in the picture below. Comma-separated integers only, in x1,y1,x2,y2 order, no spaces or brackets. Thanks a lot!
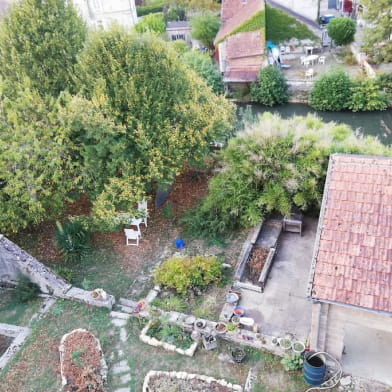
59,329,107,392
143,370,243,392
140,321,198,357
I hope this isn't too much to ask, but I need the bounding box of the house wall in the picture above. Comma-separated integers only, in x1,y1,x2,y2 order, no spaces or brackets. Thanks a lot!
73,0,137,29
310,302,392,359
228,55,263,68
270,0,319,22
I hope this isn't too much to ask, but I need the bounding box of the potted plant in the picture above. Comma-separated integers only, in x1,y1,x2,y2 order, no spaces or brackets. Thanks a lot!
215,322,227,334
271,337,278,346
226,322,237,334
278,337,292,351
231,315,240,326
194,319,206,330
90,288,107,301
292,341,305,354
231,347,246,363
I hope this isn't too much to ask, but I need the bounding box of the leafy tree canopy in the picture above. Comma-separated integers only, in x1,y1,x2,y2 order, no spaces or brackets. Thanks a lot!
250,65,288,106
181,113,392,238
0,0,86,98
361,0,392,63
0,86,77,234
190,12,220,49
327,17,356,46
181,50,224,95
76,29,234,226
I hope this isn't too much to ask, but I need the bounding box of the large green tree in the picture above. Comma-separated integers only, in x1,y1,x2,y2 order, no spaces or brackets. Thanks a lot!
0,87,77,234
190,12,220,49
76,29,234,225
361,0,392,63
0,0,86,97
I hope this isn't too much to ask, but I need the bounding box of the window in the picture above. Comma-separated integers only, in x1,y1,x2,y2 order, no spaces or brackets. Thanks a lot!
171,34,186,41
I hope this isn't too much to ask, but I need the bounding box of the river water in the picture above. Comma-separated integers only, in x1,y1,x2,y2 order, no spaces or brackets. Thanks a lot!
241,103,392,146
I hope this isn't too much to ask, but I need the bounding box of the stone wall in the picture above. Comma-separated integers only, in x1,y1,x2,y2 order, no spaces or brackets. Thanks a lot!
0,235,115,309
0,235,70,295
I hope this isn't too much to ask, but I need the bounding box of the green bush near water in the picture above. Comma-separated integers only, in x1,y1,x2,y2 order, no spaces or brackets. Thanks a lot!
181,113,392,238
250,65,288,106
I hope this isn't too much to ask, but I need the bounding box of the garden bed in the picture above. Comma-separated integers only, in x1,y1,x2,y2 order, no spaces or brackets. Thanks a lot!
59,328,107,392
140,320,198,357
143,370,243,392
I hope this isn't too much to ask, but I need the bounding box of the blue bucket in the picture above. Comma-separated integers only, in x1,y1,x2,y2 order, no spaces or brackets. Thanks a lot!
303,351,326,386
175,238,185,249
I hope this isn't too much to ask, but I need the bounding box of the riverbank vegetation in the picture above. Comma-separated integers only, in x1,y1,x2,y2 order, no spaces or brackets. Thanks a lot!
182,113,392,238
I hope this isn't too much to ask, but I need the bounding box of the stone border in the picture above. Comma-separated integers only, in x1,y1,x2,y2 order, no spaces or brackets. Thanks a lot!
139,321,198,357
59,328,107,391
142,370,243,392
0,323,30,371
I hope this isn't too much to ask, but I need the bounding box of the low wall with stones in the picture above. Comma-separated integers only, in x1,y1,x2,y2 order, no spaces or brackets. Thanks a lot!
0,235,70,295
0,235,115,309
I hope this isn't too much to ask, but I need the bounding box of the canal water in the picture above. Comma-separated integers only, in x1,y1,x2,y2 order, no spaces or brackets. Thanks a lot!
241,103,392,146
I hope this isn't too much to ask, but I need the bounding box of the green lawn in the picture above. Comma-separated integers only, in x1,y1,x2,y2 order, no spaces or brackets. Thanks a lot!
266,5,317,44
0,300,114,392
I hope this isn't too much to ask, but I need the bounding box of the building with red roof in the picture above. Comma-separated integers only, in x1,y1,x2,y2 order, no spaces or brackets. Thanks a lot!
214,0,266,87
308,154,392,369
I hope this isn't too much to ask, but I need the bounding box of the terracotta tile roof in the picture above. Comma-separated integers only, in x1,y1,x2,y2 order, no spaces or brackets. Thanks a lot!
215,0,264,44
226,31,264,59
309,154,392,314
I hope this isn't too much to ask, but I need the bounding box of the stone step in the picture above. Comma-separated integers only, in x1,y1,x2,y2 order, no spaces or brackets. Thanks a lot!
111,360,130,375
110,311,131,320
117,304,134,314
119,297,138,308
114,388,131,392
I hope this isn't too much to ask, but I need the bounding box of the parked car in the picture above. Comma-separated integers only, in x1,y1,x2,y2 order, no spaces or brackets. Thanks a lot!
319,14,335,26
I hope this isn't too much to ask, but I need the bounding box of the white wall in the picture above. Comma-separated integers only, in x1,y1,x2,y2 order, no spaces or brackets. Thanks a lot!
72,0,138,30
270,0,319,22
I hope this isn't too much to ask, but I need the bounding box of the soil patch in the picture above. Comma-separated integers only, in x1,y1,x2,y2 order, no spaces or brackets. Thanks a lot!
246,247,269,284
0,335,13,357
146,374,239,392
61,330,104,392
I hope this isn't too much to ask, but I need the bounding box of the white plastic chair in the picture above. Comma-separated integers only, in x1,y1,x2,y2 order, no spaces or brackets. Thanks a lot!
124,229,139,246
318,56,326,65
137,200,148,227
305,68,314,80
130,217,143,237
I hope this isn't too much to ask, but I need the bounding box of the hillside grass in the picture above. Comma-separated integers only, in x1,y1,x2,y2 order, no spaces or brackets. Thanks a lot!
265,5,317,43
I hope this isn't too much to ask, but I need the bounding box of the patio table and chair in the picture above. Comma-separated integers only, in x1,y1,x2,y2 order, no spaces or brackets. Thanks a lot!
123,200,148,246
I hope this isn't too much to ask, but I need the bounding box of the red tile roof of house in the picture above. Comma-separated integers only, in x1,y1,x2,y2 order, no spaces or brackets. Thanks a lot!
215,0,264,44
226,30,264,59
308,154,392,314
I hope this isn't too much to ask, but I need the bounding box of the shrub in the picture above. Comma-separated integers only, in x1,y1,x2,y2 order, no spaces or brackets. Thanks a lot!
147,320,193,349
55,267,76,283
281,354,303,371
182,113,392,238
327,17,356,46
250,66,288,106
55,219,90,263
309,69,353,111
375,72,392,100
164,4,186,21
136,5,164,17
154,255,222,296
349,77,388,112
135,13,166,33
13,274,40,303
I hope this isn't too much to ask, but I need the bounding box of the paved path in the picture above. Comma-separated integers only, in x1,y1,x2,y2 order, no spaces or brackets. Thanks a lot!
109,311,132,392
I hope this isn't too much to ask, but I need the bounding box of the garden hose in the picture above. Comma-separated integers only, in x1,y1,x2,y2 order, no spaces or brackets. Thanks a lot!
304,351,343,392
